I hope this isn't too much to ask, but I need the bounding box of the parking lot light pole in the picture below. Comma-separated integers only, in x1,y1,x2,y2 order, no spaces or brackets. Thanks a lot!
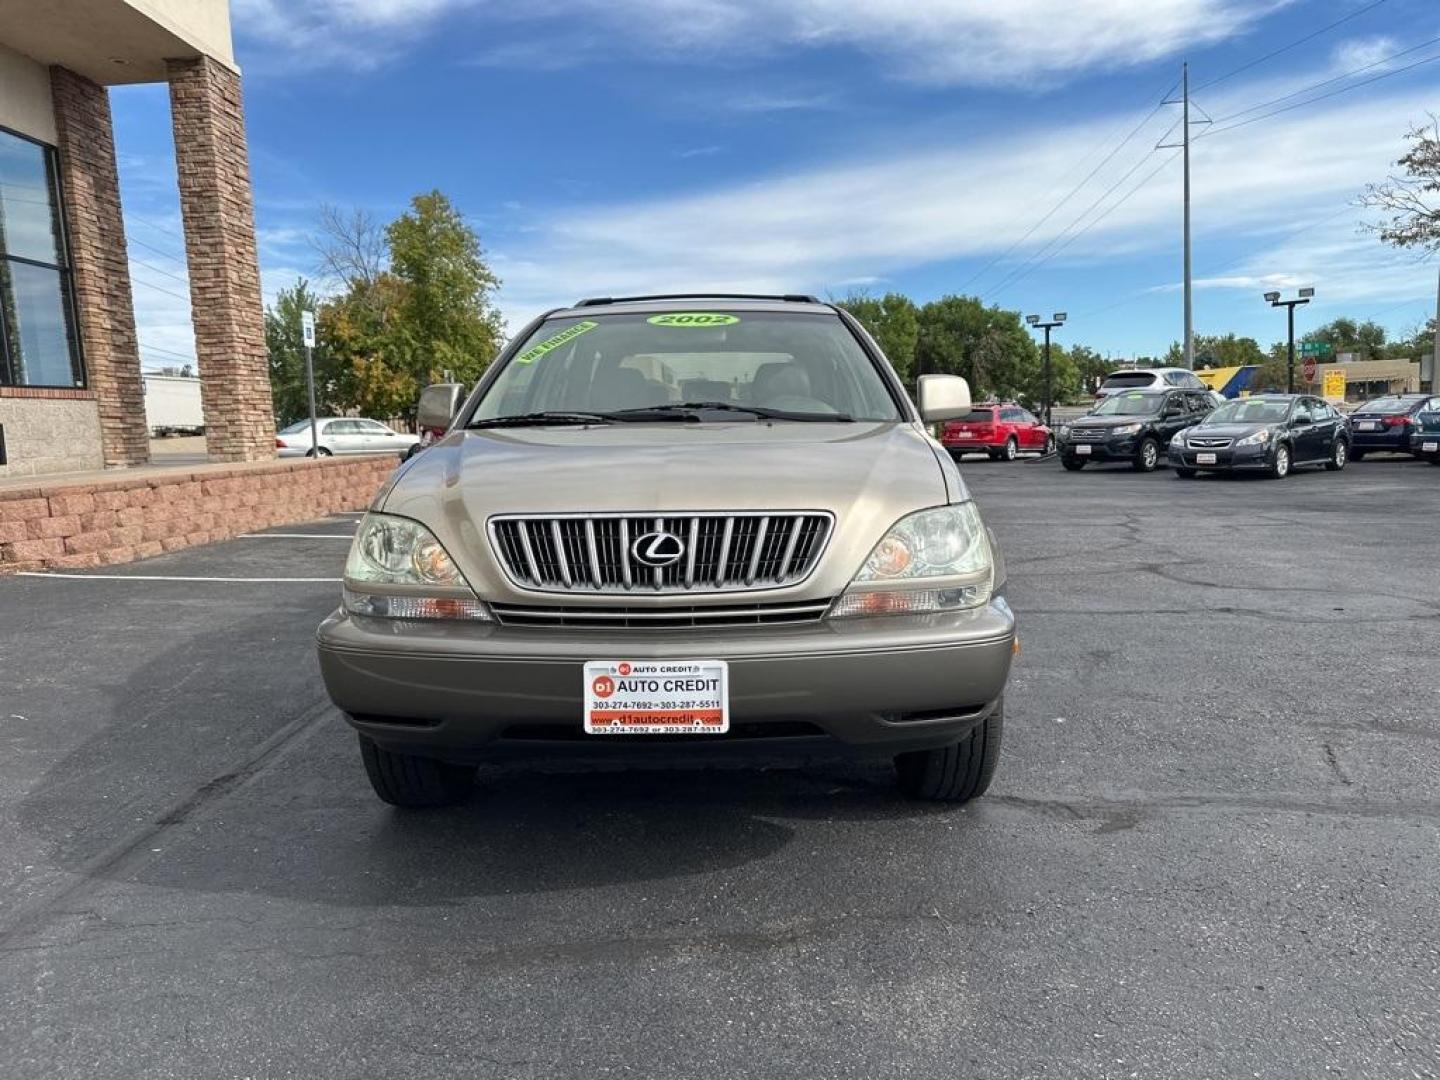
1026,312,1066,428
1264,288,1313,393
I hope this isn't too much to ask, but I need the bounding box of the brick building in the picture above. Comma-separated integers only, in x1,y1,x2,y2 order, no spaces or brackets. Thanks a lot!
0,0,271,479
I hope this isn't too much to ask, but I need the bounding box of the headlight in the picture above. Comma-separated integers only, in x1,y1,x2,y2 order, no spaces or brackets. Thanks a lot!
1111,423,1142,436
1236,429,1270,446
343,513,492,620
1170,431,1187,446
1057,425,1070,440
830,503,993,618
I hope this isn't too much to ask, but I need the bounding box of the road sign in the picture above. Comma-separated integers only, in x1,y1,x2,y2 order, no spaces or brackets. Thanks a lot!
301,311,316,349
1322,370,1346,401
1299,341,1332,355
1302,356,1317,382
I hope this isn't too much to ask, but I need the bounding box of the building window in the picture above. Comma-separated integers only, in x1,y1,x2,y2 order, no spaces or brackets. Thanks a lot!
0,127,83,389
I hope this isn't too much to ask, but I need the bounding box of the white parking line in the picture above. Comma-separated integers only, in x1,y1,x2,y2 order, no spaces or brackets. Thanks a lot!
16,573,339,582
239,533,354,540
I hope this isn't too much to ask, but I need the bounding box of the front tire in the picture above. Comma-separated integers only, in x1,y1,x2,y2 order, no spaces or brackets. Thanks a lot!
1061,456,1087,471
1325,439,1348,471
1268,442,1291,479
359,736,475,808
1002,437,1019,462
1133,437,1160,472
1043,434,1055,455
895,700,1004,803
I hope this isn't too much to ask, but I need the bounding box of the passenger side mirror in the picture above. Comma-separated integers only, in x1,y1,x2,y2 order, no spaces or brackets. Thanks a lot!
416,383,464,431
917,375,972,423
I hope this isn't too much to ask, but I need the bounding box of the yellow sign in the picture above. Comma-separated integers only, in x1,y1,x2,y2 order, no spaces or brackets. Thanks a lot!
1322,370,1346,400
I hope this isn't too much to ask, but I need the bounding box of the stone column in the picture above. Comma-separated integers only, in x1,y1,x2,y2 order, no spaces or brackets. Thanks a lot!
167,56,274,462
49,66,149,468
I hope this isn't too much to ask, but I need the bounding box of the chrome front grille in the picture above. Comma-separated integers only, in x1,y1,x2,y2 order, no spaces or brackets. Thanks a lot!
1187,437,1233,449
489,512,834,594
1069,427,1109,440
490,599,833,629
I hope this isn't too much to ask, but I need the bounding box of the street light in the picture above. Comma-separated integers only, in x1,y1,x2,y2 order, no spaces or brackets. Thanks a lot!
1025,311,1067,428
1263,288,1314,393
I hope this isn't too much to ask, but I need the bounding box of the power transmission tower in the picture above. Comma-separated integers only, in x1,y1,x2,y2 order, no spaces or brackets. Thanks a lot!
1160,63,1211,369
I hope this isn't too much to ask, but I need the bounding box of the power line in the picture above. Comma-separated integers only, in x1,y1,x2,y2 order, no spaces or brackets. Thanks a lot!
955,76,1180,295
139,341,197,362
1195,0,1391,91
131,277,192,305
1200,51,1440,140
982,145,1169,301
130,257,189,285
991,150,1184,301
126,232,188,266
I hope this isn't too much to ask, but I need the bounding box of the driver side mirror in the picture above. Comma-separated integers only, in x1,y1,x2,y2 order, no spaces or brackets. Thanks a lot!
416,383,464,431
917,375,972,423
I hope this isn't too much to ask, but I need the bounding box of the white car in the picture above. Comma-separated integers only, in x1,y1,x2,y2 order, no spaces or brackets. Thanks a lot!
275,418,420,458
1095,367,1210,400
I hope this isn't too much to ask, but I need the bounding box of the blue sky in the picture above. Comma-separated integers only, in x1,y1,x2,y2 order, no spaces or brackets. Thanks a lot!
110,0,1440,372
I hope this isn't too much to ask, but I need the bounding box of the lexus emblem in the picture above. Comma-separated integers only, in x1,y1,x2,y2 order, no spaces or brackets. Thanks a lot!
632,530,686,568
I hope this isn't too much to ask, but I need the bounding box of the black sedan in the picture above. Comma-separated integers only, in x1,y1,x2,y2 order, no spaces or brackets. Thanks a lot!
1347,394,1440,459
1167,394,1349,479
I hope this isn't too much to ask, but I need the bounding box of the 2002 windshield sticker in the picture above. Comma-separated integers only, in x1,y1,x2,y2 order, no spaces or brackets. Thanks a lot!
647,313,741,327
515,320,599,364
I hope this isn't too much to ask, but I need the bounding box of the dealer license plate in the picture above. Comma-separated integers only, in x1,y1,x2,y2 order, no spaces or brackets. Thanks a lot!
1358,421,1378,431
1197,452,1217,465
1076,444,1092,455
1424,441,1438,452
584,660,729,735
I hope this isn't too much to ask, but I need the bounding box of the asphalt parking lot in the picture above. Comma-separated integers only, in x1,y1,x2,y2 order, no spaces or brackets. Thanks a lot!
2,457,1438,1079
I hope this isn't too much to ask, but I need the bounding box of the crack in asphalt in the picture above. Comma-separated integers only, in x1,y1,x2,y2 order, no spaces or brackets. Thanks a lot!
0,696,337,950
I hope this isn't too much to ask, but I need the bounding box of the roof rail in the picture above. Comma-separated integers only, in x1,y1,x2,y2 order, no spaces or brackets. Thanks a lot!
574,292,823,307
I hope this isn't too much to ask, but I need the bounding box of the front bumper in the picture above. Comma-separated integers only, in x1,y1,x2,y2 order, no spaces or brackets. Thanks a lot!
1167,441,1269,470
317,601,1016,759
1059,436,1137,462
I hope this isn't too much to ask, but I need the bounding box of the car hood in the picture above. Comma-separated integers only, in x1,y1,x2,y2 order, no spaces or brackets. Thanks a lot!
377,421,959,604
1185,423,1274,439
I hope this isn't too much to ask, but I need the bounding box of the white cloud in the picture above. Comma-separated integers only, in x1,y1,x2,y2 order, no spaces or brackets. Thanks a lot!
232,0,1283,86
1331,35,1399,73
485,77,1440,325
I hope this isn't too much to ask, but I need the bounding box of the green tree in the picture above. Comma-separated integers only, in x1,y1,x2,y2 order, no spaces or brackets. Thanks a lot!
385,190,505,387
1303,317,1387,361
264,278,334,426
915,295,1038,401
836,292,919,383
312,190,506,420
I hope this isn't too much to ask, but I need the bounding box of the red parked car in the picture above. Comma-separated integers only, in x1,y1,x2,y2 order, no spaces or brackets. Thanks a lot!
940,404,1054,461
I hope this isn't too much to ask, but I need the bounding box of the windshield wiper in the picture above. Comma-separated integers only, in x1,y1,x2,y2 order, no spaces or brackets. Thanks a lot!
468,411,617,429
610,401,855,423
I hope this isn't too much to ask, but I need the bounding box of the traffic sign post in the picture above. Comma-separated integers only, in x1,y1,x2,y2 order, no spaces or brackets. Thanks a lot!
300,311,319,461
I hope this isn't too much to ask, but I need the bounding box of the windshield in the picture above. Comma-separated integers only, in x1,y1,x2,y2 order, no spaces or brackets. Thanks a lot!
472,310,901,423
1101,373,1155,389
1357,397,1419,414
1092,392,1164,416
1203,399,1292,425
960,409,996,424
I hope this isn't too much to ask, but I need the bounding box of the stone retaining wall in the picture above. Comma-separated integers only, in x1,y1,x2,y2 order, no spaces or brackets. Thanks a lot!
0,456,396,573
